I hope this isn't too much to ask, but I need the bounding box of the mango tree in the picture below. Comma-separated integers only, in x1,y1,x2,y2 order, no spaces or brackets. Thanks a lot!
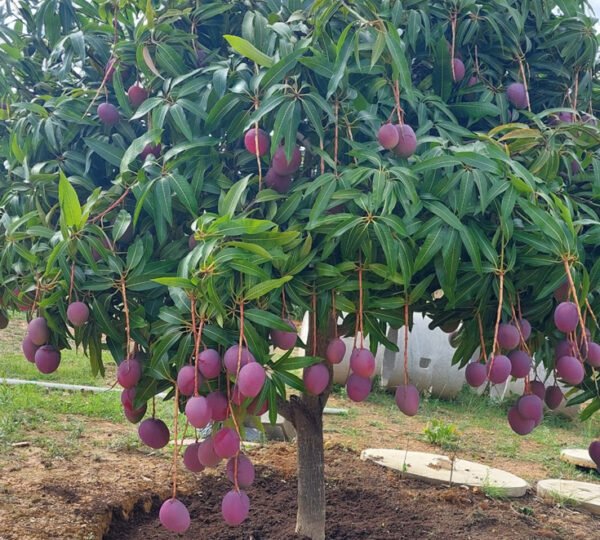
1,0,599,538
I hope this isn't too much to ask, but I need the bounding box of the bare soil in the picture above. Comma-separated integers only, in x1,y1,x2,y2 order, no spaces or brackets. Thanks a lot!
107,442,599,540
1,419,598,540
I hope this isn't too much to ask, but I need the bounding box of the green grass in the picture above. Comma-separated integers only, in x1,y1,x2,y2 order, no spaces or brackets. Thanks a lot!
0,349,115,387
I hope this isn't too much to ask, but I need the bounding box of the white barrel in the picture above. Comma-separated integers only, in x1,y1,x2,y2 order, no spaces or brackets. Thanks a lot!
381,313,466,399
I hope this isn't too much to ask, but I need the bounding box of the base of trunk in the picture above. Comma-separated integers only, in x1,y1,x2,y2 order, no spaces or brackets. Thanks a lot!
294,402,325,540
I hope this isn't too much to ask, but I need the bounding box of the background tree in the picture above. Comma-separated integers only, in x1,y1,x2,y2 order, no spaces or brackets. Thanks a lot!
1,0,600,538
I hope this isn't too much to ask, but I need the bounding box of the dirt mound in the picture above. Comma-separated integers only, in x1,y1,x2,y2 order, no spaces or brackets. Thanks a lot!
105,444,599,540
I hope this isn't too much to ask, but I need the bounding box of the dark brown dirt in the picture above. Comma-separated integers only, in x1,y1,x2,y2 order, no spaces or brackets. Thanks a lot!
105,443,599,540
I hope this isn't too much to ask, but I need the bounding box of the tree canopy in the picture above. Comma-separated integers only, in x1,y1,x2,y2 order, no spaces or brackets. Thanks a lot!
1,0,600,535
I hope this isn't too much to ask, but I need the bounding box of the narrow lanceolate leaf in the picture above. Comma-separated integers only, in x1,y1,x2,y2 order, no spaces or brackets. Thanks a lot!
85,138,124,167
244,309,298,331
223,35,274,67
58,170,82,228
220,176,250,218
261,47,306,88
168,173,198,215
384,22,414,104
423,201,464,231
142,45,163,78
245,276,293,300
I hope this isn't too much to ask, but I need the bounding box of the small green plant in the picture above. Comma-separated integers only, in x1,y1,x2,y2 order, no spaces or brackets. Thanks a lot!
423,419,461,450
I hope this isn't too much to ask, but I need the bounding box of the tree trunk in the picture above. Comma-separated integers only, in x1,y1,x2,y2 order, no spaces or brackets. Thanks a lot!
278,311,334,540
294,397,325,539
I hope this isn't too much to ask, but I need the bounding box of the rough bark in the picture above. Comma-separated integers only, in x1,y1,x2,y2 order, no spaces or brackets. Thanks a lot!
294,395,325,539
277,312,334,540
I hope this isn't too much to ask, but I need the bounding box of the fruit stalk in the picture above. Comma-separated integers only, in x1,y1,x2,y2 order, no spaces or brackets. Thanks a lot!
120,277,131,358
358,256,364,348
562,258,588,352
331,289,338,338
172,385,179,500
90,188,130,223
403,297,409,386
477,312,487,361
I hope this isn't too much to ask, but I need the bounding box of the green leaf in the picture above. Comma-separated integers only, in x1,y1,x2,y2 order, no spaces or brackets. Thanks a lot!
245,276,293,300
384,22,414,104
244,308,298,331
168,173,198,215
58,170,82,228
261,47,306,88
120,129,161,173
219,176,250,218
273,355,321,371
85,138,124,167
223,35,274,67
423,201,464,231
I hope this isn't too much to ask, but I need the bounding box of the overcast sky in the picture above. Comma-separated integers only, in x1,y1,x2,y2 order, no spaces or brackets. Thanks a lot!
589,0,600,16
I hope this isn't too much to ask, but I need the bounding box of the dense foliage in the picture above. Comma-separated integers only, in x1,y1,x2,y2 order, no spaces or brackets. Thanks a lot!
1,0,600,535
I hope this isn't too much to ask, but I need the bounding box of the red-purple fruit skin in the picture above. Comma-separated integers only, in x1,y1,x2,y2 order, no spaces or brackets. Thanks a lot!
121,387,147,423
507,406,535,435
188,234,197,249
221,490,250,525
223,345,255,374
517,394,543,421
67,301,89,327
395,385,419,416
589,441,600,469
231,383,244,406
303,363,330,395
264,168,292,194
197,437,222,468
198,348,221,378
28,317,49,346
452,58,465,82
159,498,190,533
558,111,573,123
487,355,511,384
22,336,39,363
244,128,270,156
105,58,116,81
497,323,520,350
586,342,600,367
516,318,531,341
377,123,399,149
138,418,169,449
544,385,564,410
124,404,147,424
140,143,161,159
34,345,61,374
394,124,417,158
97,102,119,125
117,358,142,389
465,362,487,387
508,350,531,378
185,395,211,428
529,380,545,400
554,302,579,333
556,355,584,385
553,280,570,302
346,373,371,402
349,348,375,378
177,365,201,396
127,84,148,108
226,454,255,488
326,338,346,364
238,362,266,398
555,340,576,360
206,391,229,421
468,76,477,87
183,443,205,473
213,428,240,459
506,82,528,109
271,145,302,175
247,397,268,416
271,318,297,350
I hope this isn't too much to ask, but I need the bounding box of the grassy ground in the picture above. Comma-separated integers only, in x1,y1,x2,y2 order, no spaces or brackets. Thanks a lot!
1,315,600,488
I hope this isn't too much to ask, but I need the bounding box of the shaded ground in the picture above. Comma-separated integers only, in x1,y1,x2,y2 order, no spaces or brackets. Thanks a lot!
2,312,600,538
107,443,600,540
